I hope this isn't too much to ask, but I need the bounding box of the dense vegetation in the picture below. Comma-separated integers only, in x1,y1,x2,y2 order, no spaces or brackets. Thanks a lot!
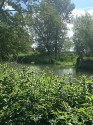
73,13,93,59
0,0,32,59
17,53,75,66
0,0,74,60
1,1,93,124
77,57,93,70
0,64,93,125
1,0,93,67
31,0,74,57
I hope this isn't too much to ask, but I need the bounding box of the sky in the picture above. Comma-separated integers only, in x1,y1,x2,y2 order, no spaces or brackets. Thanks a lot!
67,0,93,38
71,0,93,10
71,0,93,16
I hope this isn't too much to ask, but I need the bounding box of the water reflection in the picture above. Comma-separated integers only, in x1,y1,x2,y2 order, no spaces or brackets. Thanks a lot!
9,62,93,78
30,64,93,78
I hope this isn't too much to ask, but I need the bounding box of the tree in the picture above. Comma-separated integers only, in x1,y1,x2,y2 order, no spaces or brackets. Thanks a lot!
31,0,74,57
0,0,33,60
49,0,75,22
32,1,67,56
0,13,31,60
73,13,93,58
62,38,74,52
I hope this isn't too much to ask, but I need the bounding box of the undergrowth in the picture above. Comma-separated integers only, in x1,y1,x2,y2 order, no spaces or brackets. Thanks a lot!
0,64,93,125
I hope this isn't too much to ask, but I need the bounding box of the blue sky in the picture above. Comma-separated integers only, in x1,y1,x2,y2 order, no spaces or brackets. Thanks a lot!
71,0,93,10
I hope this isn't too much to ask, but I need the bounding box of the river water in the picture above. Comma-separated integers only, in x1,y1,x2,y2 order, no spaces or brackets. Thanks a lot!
9,62,93,78
30,64,93,78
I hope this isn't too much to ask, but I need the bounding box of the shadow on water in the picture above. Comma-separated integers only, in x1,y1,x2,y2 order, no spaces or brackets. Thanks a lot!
30,64,93,78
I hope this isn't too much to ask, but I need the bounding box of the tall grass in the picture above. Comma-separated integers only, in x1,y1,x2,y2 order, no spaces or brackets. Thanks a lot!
0,64,93,125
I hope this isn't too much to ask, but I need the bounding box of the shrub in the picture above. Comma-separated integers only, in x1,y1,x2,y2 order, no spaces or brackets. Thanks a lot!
0,64,93,125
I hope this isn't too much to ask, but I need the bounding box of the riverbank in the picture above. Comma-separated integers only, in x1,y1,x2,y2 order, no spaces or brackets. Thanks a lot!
17,54,75,67
77,57,93,70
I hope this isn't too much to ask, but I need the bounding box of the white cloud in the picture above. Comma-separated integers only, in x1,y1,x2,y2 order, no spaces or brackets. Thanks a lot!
72,9,86,17
72,9,93,17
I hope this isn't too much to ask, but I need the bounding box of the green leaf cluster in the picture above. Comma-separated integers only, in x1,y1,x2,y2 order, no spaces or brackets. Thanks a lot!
0,0,32,60
0,64,93,124
73,13,93,57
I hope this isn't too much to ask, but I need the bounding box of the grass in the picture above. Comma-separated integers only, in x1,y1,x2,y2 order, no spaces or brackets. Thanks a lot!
55,61,74,67
17,53,75,67
0,64,93,125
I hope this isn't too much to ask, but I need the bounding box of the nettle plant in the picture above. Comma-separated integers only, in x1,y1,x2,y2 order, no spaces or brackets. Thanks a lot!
0,64,93,125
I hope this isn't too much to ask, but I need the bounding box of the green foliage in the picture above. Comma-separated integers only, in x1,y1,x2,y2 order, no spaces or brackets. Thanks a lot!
0,0,75,60
28,0,74,56
0,0,32,60
17,54,56,64
76,56,93,70
0,21,31,60
73,13,93,57
0,64,93,125
50,0,75,22
17,53,75,66
32,0,66,56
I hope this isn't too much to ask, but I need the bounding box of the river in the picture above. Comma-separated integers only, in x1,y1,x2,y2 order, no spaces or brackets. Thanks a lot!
9,62,93,78
29,64,93,78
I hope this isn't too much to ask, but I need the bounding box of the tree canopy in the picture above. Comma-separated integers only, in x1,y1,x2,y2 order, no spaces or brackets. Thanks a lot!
0,0,75,60
73,13,93,57
29,0,75,56
49,0,75,22
0,0,32,60
32,1,66,55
